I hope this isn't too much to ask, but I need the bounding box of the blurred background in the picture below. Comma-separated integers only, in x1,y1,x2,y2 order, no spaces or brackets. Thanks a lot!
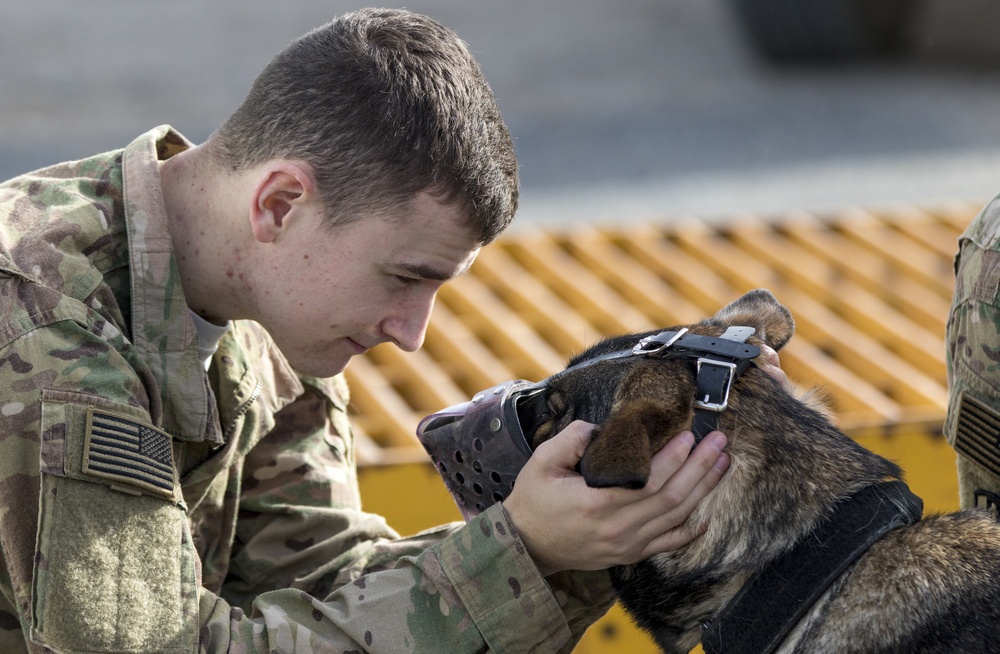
4,0,1000,227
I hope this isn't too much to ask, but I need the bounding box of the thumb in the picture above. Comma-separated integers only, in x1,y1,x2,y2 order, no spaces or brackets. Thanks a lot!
533,420,596,471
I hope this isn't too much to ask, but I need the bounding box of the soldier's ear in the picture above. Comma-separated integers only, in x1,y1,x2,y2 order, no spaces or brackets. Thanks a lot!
248,161,317,244
713,288,794,351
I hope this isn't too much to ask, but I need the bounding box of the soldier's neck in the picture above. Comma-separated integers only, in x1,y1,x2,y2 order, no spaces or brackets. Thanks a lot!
159,146,250,326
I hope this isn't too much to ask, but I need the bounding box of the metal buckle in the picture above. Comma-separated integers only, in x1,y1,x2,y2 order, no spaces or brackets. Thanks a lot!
694,358,736,412
974,489,1000,520
632,327,689,356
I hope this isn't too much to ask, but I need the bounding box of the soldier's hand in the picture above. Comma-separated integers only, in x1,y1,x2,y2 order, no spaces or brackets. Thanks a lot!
759,343,790,388
503,421,729,577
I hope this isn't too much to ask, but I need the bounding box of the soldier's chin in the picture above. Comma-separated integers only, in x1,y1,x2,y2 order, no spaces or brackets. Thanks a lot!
288,354,351,378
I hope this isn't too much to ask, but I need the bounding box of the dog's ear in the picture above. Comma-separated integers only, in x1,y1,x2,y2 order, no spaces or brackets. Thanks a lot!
713,288,794,351
580,394,693,489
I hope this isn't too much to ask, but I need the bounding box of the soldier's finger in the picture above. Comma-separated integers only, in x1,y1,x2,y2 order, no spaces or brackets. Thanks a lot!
759,344,790,388
645,431,728,504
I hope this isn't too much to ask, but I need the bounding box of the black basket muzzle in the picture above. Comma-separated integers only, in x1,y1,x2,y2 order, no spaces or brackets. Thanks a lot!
416,379,545,521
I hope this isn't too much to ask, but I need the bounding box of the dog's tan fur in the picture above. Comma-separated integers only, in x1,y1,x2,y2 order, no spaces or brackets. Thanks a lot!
529,289,1000,653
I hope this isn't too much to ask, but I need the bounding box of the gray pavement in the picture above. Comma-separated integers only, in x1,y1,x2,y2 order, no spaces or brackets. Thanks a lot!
4,0,1000,228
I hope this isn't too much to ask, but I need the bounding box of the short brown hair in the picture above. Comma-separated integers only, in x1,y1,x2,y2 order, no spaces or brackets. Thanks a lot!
209,8,518,244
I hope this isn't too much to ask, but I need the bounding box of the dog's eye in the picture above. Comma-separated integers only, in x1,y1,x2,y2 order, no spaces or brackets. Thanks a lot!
547,392,567,416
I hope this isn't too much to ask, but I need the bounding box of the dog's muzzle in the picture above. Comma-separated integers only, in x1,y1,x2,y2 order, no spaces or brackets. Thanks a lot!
416,379,545,521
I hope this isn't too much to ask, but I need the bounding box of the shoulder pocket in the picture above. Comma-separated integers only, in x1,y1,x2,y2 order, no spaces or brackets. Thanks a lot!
31,391,198,653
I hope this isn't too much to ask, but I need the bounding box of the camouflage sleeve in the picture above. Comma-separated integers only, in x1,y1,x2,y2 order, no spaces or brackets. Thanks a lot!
199,502,604,652
945,195,1000,512
220,378,615,652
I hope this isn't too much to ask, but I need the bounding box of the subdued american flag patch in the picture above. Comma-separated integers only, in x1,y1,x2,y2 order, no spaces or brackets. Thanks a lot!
83,408,176,499
955,393,1000,477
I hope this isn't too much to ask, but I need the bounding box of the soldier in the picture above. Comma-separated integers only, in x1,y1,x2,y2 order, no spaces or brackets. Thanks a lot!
946,198,1000,518
0,8,731,653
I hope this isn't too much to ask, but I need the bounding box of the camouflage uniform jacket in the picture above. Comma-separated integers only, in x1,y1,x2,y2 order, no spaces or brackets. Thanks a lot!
946,195,1000,515
0,126,615,653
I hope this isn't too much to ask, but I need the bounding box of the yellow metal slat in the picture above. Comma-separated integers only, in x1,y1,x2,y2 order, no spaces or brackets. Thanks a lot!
777,211,951,333
669,221,948,417
343,355,422,449
422,302,517,395
564,224,707,327
439,273,567,380
363,344,468,415
472,244,595,357
727,216,946,381
836,209,956,300
882,205,964,260
504,229,658,336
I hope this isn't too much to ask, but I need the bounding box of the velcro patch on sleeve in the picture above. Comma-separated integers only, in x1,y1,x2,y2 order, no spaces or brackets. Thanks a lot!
82,408,176,499
955,393,1000,477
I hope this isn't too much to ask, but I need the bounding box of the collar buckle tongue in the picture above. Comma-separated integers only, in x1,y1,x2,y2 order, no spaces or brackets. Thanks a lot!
632,327,689,356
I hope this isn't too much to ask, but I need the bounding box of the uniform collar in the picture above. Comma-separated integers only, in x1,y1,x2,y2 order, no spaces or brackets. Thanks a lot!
121,125,217,442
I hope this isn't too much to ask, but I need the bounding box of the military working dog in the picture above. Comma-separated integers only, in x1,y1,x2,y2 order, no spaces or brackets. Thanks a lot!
526,289,1000,653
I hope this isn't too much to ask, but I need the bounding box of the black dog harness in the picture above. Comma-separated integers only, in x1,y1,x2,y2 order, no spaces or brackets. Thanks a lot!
702,480,924,654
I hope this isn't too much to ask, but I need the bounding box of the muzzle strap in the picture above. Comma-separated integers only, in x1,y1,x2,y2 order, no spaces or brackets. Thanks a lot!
513,327,761,446
688,326,758,443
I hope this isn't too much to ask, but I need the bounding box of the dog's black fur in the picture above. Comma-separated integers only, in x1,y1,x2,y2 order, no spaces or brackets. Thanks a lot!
527,289,1000,653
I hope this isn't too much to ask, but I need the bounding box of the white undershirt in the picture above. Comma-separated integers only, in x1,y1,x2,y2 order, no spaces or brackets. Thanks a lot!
188,309,231,371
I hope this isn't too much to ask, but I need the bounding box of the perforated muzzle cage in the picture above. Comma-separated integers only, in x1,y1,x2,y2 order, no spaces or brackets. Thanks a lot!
416,379,544,522
416,326,761,521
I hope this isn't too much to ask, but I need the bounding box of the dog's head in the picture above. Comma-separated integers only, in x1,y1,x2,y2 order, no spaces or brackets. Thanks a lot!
513,289,907,652
525,288,795,489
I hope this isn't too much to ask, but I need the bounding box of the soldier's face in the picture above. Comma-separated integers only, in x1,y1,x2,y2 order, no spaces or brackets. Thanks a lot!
249,192,480,377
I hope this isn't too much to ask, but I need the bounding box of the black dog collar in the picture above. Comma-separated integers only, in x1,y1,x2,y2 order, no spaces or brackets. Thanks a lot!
701,480,924,654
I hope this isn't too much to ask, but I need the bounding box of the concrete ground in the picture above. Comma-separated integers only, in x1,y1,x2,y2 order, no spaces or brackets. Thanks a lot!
3,0,1000,228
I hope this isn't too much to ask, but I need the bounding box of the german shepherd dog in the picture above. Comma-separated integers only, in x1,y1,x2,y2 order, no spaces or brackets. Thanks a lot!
527,289,1000,653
